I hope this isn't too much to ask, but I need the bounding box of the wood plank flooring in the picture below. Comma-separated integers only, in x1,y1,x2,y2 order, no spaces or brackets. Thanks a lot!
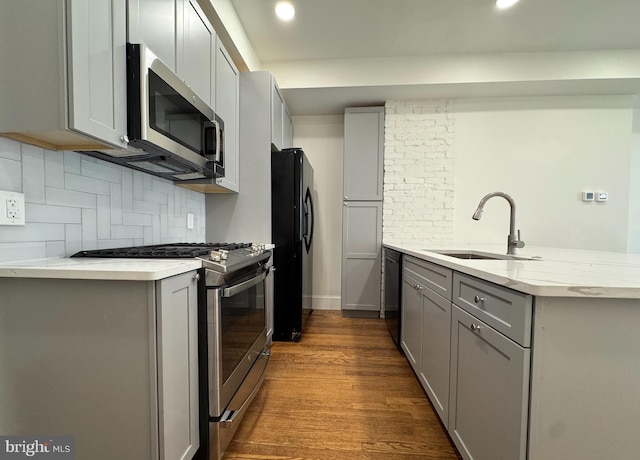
223,310,461,460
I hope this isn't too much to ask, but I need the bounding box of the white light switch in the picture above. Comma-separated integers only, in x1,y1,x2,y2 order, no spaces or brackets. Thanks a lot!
596,192,608,202
0,190,25,226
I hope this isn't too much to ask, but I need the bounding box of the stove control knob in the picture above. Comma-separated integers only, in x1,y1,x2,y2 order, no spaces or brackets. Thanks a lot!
210,250,222,262
219,249,229,260
251,243,265,254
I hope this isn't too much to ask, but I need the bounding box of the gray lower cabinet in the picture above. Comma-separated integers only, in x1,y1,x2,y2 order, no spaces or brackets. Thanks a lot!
399,256,532,459
156,271,201,460
449,305,530,460
401,271,423,370
0,271,200,460
401,256,452,426
341,201,382,314
419,286,451,427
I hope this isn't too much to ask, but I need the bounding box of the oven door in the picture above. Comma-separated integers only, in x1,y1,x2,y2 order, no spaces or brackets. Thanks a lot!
207,266,269,418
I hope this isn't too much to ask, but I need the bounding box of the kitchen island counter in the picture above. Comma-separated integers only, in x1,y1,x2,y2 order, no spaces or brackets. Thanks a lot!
0,257,202,281
388,242,640,460
385,243,640,298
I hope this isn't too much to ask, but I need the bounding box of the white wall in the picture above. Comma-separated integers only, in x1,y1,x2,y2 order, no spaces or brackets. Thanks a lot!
291,96,637,310
628,108,640,252
291,115,344,310
0,138,206,262
454,96,633,252
382,95,635,253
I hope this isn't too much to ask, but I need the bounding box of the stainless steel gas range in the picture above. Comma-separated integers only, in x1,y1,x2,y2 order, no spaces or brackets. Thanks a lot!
72,242,272,460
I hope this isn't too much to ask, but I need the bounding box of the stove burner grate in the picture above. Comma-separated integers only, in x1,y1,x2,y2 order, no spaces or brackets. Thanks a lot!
71,243,252,259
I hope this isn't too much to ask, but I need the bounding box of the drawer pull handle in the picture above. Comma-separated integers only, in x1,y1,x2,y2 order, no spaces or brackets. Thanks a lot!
470,323,482,332
192,273,200,281
474,295,485,304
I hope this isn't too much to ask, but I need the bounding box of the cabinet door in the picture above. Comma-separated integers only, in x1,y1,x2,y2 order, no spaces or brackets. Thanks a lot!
156,271,200,460
343,107,384,201
419,287,451,427
449,306,530,460
341,201,382,314
283,106,293,149
271,84,284,150
128,0,179,71
67,0,128,148
214,39,240,192
178,0,214,106
401,272,422,372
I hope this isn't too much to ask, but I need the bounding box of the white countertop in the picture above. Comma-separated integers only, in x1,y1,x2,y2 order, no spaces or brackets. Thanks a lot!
385,243,640,298
0,257,202,281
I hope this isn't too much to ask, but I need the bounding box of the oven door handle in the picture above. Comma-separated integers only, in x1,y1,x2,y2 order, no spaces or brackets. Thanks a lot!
221,270,267,297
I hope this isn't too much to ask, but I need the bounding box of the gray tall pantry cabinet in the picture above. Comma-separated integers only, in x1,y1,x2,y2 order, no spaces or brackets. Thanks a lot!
341,107,384,316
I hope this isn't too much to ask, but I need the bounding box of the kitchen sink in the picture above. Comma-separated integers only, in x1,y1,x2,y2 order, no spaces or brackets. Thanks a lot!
424,250,538,261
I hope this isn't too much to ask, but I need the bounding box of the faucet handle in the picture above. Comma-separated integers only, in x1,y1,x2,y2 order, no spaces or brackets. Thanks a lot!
514,230,525,249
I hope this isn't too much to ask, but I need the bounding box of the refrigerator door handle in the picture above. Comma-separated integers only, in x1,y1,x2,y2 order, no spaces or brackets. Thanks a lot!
304,187,314,254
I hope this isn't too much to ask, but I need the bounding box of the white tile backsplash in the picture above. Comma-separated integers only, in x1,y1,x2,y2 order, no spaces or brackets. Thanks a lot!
0,139,206,262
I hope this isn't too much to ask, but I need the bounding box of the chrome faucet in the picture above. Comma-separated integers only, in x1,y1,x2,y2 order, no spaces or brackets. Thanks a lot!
472,192,525,255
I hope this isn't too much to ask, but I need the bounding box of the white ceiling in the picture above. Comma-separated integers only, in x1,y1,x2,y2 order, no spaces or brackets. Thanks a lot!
226,0,640,114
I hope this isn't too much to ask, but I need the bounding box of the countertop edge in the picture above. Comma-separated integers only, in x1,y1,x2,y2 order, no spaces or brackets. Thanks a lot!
384,243,640,299
0,259,203,281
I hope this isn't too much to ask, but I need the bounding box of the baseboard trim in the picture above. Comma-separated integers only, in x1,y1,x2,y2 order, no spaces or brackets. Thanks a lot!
306,295,341,310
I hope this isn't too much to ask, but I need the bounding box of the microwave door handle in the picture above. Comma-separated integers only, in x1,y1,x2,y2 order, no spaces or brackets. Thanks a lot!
212,119,221,163
203,119,221,162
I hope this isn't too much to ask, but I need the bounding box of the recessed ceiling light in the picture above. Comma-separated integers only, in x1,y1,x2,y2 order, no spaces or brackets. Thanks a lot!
496,0,519,9
275,2,295,21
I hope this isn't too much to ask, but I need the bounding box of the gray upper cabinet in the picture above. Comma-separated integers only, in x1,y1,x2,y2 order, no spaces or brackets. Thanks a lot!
271,85,285,150
128,0,179,71
269,81,293,151
178,0,215,107
213,39,240,192
179,38,239,194
343,107,385,201
0,0,128,151
129,0,215,107
283,106,293,149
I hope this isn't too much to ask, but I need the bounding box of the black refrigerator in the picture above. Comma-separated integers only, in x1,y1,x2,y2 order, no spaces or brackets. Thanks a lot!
271,148,314,342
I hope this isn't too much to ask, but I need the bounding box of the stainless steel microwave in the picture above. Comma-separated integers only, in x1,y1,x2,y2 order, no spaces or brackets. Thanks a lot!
84,43,224,181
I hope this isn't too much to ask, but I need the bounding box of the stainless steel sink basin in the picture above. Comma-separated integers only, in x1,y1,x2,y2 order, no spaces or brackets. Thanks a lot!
424,250,538,261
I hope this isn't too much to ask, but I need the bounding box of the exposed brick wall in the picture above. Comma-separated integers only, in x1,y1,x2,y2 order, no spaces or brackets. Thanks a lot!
383,99,456,246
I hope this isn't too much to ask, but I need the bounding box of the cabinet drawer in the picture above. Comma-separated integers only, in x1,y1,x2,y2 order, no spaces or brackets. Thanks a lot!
453,272,532,347
404,256,453,301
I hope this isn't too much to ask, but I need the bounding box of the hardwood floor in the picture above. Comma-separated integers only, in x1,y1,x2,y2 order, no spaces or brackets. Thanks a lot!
223,310,461,460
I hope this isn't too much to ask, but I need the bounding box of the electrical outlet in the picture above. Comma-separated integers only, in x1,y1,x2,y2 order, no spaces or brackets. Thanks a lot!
187,213,194,230
0,190,25,226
